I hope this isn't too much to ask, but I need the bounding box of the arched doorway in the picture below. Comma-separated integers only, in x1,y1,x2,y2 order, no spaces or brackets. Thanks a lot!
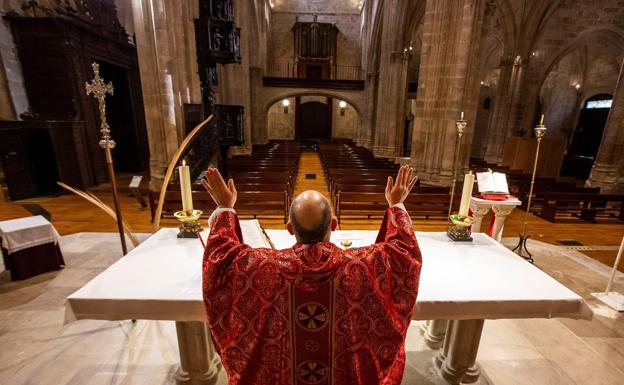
560,94,612,179
297,101,330,140
266,95,361,142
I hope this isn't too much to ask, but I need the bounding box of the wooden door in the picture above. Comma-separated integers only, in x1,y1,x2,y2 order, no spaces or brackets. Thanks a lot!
297,101,329,140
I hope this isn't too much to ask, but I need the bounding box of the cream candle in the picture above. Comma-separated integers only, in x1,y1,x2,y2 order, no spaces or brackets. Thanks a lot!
178,160,193,213
458,171,475,217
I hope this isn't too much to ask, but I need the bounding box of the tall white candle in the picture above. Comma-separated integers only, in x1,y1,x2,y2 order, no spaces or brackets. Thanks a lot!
178,160,193,213
458,171,475,217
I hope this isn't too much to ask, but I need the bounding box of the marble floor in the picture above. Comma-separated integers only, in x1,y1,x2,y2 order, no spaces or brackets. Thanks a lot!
0,233,623,385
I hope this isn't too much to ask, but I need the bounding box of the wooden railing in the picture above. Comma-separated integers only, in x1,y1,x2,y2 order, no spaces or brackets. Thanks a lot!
266,61,364,81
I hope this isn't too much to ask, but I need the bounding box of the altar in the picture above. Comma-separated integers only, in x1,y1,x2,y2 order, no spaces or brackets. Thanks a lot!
65,222,592,385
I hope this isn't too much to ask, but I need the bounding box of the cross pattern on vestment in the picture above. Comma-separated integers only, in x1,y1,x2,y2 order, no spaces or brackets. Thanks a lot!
85,62,116,149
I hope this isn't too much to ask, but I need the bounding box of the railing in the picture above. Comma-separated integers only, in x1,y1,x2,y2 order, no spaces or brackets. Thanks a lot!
266,61,364,81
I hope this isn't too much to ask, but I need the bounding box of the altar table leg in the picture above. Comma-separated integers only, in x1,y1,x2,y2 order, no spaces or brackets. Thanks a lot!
174,321,221,385
420,320,448,349
435,319,485,385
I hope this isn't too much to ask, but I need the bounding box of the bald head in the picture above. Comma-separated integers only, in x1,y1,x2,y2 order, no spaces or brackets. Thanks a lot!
289,190,332,244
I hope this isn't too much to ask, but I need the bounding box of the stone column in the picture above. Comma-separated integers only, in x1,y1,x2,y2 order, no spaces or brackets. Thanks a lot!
410,0,485,185
587,59,624,193
484,57,529,164
131,0,201,190
420,320,448,350
435,319,485,384
174,321,221,385
372,0,409,158
357,72,378,149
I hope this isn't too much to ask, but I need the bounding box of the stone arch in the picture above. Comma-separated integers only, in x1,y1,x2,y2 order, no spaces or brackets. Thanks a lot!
491,0,517,56
264,91,362,141
263,90,363,118
538,28,624,88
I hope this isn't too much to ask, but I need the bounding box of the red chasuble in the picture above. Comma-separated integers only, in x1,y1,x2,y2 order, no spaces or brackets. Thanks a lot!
203,207,422,385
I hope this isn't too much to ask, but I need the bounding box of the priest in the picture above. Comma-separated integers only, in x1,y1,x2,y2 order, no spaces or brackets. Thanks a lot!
201,165,421,385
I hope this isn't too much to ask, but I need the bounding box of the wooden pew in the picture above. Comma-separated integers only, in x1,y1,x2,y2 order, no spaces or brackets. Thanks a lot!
149,190,289,223
539,193,624,223
336,192,455,223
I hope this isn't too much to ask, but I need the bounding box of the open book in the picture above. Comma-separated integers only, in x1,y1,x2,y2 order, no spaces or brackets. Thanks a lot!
476,171,509,195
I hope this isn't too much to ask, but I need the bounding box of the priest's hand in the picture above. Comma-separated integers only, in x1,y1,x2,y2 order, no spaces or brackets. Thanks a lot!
202,167,237,209
385,165,418,206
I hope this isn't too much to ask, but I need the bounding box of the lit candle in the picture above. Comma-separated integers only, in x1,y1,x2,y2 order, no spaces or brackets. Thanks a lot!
458,171,475,217
539,114,545,125
460,111,464,120
178,160,193,213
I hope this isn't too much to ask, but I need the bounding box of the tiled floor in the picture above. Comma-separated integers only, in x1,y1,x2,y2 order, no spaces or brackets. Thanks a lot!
0,232,622,385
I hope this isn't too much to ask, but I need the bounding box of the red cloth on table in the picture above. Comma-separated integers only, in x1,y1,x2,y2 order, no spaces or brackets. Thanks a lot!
203,207,422,385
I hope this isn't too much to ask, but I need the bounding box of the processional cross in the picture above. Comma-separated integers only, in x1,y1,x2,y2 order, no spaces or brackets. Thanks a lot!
85,62,128,254
86,63,115,150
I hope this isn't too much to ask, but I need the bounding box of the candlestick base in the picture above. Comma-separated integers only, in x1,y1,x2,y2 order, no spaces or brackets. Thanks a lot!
174,210,203,239
447,214,474,242
511,234,534,263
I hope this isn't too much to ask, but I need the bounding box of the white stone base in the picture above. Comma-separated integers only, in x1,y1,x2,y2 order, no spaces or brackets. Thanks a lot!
591,292,624,311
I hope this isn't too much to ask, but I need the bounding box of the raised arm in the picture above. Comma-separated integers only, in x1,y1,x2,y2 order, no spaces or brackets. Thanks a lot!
375,165,419,245
371,166,421,317
201,168,250,327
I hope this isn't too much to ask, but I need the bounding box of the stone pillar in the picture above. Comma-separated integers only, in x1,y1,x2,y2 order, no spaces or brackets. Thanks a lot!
420,320,448,350
410,0,485,185
587,59,624,193
372,0,409,158
357,72,378,149
174,321,221,385
435,319,485,384
131,0,201,190
484,57,529,164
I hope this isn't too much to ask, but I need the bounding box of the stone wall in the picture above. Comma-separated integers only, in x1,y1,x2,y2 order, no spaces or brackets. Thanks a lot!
267,97,295,139
268,0,363,69
332,99,359,138
265,96,360,140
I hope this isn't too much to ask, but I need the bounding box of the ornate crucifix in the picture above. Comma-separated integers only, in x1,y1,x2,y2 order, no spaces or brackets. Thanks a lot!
85,62,128,254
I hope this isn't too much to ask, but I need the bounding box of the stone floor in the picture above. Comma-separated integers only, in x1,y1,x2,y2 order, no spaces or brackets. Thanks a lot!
0,232,623,385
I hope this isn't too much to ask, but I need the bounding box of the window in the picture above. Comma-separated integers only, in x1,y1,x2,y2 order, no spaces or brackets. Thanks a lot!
585,99,612,109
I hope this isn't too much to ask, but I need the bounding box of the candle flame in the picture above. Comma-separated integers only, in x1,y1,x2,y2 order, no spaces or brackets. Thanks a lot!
182,159,186,166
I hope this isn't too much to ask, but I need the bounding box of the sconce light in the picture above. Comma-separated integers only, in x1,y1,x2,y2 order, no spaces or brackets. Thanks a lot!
480,81,490,88
282,98,289,113
338,100,347,116
574,84,581,91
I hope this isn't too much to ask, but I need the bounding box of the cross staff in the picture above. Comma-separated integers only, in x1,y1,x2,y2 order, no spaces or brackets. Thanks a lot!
85,62,127,254
86,62,115,149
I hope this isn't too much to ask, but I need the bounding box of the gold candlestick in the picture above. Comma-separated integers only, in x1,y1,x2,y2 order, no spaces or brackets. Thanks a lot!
447,112,467,221
174,209,204,238
512,117,546,263
446,112,474,241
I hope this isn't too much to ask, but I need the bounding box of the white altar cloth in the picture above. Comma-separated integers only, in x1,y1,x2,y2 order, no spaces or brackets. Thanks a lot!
0,215,61,254
65,223,592,323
